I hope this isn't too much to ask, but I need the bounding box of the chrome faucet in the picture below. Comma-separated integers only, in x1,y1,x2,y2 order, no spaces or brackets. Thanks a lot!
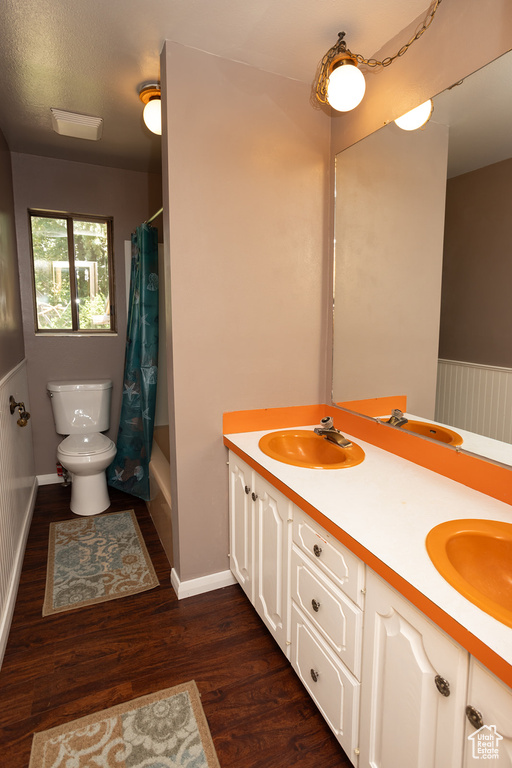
314,416,352,448
386,409,409,428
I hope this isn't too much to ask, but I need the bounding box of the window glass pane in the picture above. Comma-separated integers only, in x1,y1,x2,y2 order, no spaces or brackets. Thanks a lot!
73,220,112,330
31,216,73,330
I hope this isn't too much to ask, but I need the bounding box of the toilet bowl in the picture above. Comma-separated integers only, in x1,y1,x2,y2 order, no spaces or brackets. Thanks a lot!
47,380,117,516
57,433,117,516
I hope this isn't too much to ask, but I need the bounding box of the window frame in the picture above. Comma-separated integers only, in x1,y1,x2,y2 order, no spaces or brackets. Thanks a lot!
28,209,116,335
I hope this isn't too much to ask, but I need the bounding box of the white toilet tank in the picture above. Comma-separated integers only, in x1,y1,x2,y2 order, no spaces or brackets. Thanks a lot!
47,380,113,434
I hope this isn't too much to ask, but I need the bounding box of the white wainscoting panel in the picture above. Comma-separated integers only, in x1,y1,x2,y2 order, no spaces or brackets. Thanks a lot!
435,359,512,444
0,360,37,667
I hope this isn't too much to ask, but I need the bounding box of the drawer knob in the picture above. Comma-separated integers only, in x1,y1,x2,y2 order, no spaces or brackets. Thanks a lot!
434,675,450,697
466,705,484,730
251,492,258,501
311,599,321,612
313,544,322,557
310,668,319,683
244,486,250,494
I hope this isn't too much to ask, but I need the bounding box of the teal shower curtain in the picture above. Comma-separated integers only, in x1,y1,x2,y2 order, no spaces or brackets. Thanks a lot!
107,223,159,501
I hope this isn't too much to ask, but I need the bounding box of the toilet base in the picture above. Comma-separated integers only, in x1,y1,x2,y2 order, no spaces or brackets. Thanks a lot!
69,472,111,516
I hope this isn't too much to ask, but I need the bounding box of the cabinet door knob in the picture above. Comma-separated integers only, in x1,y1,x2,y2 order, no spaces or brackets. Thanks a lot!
434,675,450,697
251,492,258,501
244,486,251,494
311,598,321,612
310,669,319,683
466,705,484,730
313,544,322,557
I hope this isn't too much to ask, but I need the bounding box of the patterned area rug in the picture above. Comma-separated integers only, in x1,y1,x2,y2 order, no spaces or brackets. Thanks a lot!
43,509,159,616
29,681,221,768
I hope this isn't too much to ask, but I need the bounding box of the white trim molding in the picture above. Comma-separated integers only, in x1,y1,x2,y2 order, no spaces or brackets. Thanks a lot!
0,478,37,666
37,473,61,486
170,567,237,600
0,359,37,668
436,359,512,444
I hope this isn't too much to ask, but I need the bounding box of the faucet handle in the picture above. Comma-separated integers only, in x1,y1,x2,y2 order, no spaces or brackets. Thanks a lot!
319,416,334,430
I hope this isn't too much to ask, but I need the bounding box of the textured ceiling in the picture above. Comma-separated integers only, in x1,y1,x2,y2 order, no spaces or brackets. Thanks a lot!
0,0,431,173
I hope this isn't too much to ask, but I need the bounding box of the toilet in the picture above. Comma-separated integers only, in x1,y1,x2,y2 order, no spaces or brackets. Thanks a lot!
47,380,117,516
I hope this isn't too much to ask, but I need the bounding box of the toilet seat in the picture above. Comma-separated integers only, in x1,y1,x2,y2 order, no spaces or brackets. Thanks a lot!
59,433,115,456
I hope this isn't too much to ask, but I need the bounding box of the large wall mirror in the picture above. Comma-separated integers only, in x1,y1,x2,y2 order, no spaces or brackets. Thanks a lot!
332,49,512,468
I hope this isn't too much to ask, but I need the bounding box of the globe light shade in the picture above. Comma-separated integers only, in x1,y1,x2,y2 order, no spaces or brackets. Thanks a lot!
327,62,366,112
143,98,162,135
394,99,433,131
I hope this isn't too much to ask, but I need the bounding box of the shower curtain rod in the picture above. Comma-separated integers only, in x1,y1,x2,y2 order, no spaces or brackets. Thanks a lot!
145,207,163,225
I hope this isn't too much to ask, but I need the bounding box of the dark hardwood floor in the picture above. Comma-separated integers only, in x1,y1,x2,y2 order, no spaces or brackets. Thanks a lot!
0,483,351,767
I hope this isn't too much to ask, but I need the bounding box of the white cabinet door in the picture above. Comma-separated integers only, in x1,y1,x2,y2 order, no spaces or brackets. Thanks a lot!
228,452,291,656
359,569,468,768
228,454,254,601
253,473,292,655
464,658,512,767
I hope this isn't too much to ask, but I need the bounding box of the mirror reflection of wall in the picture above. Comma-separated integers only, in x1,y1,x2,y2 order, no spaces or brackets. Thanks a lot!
332,121,448,416
332,49,512,464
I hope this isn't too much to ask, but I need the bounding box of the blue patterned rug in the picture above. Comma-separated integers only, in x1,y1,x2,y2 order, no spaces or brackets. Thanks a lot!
43,509,159,616
29,681,220,767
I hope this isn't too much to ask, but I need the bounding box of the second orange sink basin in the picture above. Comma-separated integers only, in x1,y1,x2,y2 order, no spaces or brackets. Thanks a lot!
258,429,365,469
426,519,512,627
400,420,463,445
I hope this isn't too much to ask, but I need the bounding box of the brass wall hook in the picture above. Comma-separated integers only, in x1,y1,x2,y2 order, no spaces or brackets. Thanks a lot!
9,396,31,427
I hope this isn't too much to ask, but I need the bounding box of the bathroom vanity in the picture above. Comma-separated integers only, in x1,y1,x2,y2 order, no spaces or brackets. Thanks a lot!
224,416,512,768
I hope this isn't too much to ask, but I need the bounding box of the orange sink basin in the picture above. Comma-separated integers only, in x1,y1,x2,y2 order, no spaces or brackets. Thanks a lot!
426,519,512,627
258,429,365,469
401,420,463,445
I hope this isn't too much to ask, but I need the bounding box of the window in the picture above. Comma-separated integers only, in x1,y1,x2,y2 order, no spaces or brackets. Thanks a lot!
29,211,115,333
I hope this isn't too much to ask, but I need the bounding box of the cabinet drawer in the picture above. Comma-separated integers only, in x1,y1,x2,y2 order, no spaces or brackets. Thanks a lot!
293,507,365,608
291,546,362,678
291,604,360,764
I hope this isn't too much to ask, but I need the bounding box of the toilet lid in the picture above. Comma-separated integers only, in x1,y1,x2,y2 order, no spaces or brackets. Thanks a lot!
59,433,115,456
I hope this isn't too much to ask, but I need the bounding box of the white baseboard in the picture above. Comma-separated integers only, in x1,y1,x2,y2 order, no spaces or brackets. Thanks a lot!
37,473,61,486
170,567,237,600
0,477,37,668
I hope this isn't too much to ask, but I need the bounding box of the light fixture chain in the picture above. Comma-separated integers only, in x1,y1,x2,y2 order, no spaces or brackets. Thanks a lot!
347,0,443,69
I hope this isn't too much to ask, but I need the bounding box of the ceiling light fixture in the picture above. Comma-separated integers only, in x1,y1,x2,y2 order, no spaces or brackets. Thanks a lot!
394,99,434,130
139,83,162,135
314,0,443,113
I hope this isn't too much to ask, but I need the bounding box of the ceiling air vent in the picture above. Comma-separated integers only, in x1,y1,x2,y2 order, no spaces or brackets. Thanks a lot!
50,108,103,141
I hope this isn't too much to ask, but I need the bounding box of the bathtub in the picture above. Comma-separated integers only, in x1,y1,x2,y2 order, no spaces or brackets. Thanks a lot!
147,425,173,566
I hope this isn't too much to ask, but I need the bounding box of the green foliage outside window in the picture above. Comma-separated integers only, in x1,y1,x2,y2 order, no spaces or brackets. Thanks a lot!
30,213,114,332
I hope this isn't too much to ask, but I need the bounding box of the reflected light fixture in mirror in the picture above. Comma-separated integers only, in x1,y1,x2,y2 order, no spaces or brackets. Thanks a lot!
395,99,434,130
139,83,162,135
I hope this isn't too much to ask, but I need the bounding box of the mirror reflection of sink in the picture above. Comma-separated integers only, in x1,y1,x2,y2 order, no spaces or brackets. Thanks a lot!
426,519,512,627
400,420,463,446
258,429,365,469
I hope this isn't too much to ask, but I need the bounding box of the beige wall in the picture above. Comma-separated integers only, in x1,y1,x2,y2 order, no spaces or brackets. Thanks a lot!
11,153,162,475
332,120,449,417
440,157,512,368
0,130,24,377
162,42,331,581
